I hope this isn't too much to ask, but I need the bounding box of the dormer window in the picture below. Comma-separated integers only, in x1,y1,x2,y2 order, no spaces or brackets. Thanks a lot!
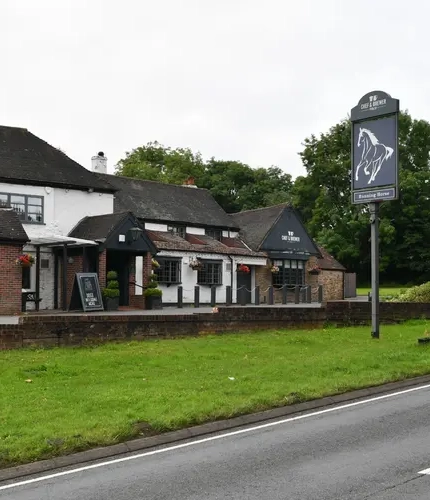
205,228,222,241
0,192,44,224
167,224,186,238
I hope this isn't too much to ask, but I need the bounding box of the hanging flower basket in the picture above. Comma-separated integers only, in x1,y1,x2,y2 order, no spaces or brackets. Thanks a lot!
237,264,250,274
16,254,35,268
308,265,321,275
189,258,203,271
270,265,280,274
152,258,160,269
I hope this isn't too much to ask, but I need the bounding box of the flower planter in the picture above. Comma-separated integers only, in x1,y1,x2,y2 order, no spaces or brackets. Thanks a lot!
19,262,33,268
146,295,163,310
103,296,119,311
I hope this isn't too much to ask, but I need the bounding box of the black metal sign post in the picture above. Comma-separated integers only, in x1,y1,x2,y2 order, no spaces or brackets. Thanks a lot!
351,91,399,339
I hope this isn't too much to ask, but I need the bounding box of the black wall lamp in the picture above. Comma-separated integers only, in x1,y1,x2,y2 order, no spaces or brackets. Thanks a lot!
128,226,143,243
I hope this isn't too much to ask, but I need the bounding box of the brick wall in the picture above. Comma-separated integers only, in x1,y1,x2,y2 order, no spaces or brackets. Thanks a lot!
2,301,430,350
318,270,344,301
0,244,25,315
325,301,430,326
98,250,107,289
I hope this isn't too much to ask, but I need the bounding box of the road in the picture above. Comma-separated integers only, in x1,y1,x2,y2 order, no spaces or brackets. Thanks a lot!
2,384,430,499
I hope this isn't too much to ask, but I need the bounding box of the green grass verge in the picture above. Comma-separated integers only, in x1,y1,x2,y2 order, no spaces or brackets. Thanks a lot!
356,286,408,297
1,321,430,468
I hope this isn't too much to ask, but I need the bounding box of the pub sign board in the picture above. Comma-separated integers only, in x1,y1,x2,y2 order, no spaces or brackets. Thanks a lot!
69,273,104,312
351,91,399,204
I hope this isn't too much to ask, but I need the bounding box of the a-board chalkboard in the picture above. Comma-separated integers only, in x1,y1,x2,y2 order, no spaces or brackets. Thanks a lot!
69,273,104,312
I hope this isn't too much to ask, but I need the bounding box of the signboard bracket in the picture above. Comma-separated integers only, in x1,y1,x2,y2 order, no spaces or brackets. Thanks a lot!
369,202,380,338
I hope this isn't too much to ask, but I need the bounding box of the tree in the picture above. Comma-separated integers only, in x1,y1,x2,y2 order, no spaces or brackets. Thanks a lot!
115,141,293,213
294,111,430,284
115,141,205,184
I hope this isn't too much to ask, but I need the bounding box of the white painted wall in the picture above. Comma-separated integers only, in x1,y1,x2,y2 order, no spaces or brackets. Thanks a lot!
145,222,168,232
0,181,114,237
54,188,113,235
187,226,205,235
156,251,266,305
20,248,55,310
222,230,239,238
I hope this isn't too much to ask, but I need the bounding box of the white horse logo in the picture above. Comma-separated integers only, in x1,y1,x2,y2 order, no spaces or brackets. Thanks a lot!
355,128,394,185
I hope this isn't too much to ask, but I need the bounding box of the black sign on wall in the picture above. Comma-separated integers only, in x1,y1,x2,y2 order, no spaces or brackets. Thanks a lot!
350,91,399,204
69,273,104,312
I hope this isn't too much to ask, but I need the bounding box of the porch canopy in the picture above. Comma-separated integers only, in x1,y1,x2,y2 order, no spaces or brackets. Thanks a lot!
24,230,98,311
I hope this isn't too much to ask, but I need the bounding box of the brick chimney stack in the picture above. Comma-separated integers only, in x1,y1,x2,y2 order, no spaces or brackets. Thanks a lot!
183,176,197,188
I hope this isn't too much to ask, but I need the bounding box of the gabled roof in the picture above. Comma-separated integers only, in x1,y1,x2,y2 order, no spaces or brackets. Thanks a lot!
0,126,115,193
230,203,289,250
68,212,130,242
147,231,266,258
96,173,239,230
69,211,157,254
0,209,29,243
317,246,346,271
230,203,321,258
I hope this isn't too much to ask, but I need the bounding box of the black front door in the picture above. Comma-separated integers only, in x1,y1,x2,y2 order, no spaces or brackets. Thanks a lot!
106,251,130,306
237,269,252,304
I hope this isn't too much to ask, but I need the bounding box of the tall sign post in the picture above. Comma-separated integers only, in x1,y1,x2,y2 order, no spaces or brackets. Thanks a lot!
351,91,399,339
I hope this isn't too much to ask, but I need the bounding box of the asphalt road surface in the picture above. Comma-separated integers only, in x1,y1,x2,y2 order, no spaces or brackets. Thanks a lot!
2,384,430,499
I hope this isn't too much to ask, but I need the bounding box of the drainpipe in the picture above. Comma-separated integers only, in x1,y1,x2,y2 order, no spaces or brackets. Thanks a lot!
228,256,234,302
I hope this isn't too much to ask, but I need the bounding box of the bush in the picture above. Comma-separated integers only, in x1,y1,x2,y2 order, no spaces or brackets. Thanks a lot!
392,282,430,302
102,270,120,299
103,288,120,299
106,270,118,281
146,274,159,289
144,287,162,297
144,273,162,297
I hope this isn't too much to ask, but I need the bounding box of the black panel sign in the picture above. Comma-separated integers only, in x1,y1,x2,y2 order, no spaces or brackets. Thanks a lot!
351,90,399,204
69,273,104,312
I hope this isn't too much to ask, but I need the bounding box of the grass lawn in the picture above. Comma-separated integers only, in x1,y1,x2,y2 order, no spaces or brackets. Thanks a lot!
356,286,408,297
1,321,430,468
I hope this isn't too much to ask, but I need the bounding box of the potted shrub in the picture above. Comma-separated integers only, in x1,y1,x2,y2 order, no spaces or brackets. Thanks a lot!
102,270,120,311
144,274,163,310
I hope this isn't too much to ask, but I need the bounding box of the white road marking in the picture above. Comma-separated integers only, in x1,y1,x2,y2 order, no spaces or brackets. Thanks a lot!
2,382,430,491
418,467,430,475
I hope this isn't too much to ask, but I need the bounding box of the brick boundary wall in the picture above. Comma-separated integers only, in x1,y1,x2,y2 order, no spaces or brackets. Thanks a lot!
2,301,430,350
0,244,25,315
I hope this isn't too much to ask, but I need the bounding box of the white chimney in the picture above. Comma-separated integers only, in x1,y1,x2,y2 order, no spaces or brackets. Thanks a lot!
91,151,107,174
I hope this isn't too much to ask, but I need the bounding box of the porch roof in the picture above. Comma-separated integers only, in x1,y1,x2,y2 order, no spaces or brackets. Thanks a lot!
27,234,98,247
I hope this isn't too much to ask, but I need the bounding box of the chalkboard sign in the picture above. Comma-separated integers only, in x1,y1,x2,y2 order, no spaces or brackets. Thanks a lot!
69,273,104,312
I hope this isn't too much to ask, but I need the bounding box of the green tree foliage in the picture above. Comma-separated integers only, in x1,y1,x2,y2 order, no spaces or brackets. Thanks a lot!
115,142,292,213
293,111,430,284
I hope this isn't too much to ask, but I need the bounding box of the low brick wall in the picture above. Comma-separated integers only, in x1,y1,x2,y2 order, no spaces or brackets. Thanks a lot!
1,301,430,350
326,301,430,326
0,307,326,350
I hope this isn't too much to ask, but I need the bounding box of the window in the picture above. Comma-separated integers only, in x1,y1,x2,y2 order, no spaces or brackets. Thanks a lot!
272,260,304,288
157,258,181,284
0,192,44,223
205,228,223,241
197,260,223,285
167,225,186,238
22,267,31,289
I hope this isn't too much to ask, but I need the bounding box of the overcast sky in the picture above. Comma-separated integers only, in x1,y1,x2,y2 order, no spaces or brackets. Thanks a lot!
2,0,428,178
